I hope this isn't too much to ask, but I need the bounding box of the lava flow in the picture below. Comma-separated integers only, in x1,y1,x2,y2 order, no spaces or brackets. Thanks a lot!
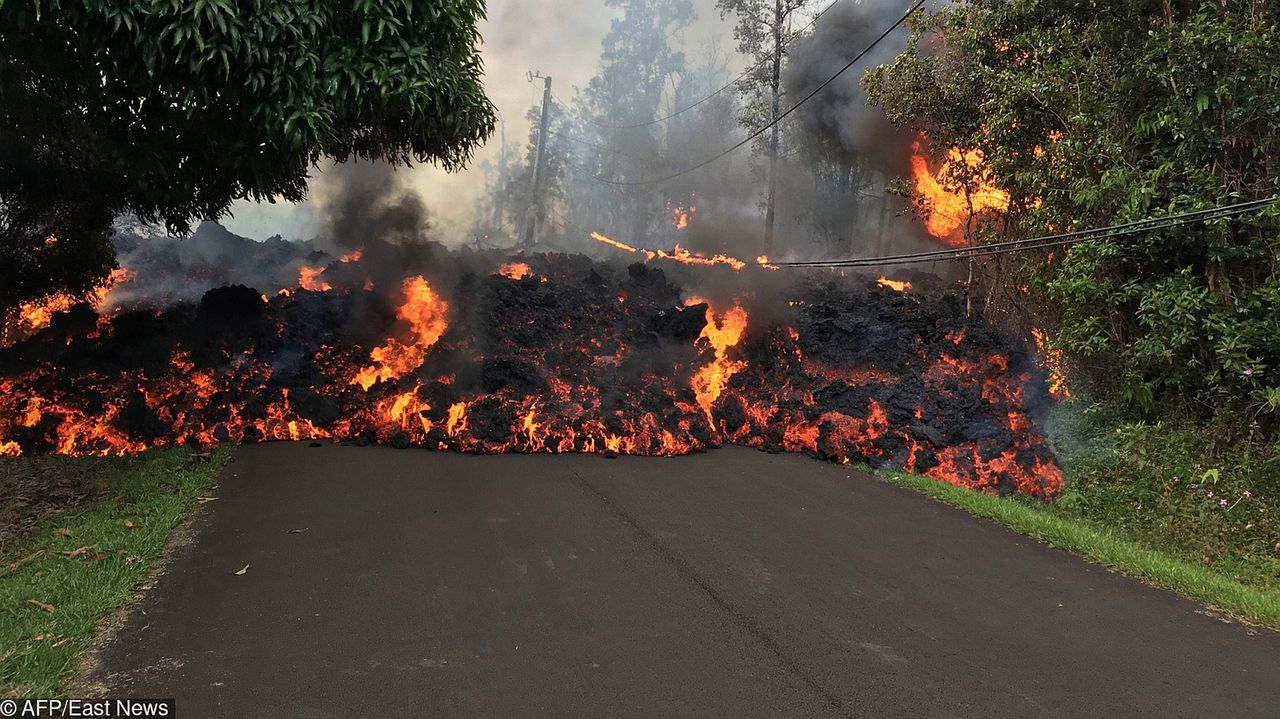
0,251,1064,498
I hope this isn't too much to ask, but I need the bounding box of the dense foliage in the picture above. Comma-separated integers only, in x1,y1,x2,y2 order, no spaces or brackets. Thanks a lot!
864,0,1280,437
0,0,495,308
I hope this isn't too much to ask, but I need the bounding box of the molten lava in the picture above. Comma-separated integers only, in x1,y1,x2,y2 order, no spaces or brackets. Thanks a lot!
910,138,1010,245
0,252,1066,499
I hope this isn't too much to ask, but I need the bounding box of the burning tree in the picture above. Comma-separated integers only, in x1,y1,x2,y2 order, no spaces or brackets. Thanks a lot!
865,1,1280,435
0,0,496,309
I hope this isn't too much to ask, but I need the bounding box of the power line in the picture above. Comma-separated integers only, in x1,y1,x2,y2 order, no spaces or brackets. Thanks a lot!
769,197,1277,267
557,197,1275,268
574,0,847,131
592,0,926,187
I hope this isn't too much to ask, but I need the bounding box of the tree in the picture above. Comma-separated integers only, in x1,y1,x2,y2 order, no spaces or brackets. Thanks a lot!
573,0,695,244
865,1,1280,433
0,0,496,308
717,0,814,255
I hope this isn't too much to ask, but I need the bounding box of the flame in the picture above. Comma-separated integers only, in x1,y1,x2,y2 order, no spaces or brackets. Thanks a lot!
521,403,543,450
877,277,911,292
339,248,364,263
1032,328,1070,400
352,276,449,390
691,303,749,425
589,232,773,272
445,401,469,437
15,292,78,333
591,232,655,259
498,262,532,280
298,265,332,292
672,204,694,230
910,138,1010,245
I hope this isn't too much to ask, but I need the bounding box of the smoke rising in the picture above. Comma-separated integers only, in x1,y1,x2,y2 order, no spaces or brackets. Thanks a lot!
313,161,432,251
784,0,919,178
194,0,951,293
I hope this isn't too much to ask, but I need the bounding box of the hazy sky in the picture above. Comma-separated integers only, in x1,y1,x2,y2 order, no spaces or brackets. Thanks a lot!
223,0,747,243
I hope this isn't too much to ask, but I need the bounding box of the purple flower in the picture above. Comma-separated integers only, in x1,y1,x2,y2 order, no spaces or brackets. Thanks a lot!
1243,368,1254,377
1207,491,1215,498
1220,499,1228,507
1244,490,1253,498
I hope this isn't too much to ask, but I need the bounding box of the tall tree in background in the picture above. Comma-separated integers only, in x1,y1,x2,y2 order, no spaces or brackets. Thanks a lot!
576,0,695,243
0,0,495,309
717,0,813,255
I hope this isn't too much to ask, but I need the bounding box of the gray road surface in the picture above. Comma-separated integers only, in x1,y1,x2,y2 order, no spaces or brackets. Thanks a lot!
86,444,1280,718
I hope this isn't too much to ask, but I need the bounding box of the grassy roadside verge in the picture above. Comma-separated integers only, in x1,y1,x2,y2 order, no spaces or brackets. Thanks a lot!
0,447,232,697
880,468,1280,630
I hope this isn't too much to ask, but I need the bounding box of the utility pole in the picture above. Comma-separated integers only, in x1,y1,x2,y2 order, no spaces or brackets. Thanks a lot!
762,0,784,258
523,71,553,247
492,109,506,233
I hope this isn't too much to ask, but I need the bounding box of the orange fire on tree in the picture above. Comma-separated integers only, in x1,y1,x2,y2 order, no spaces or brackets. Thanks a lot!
2,268,135,347
672,203,694,230
298,265,332,292
1032,328,1070,400
910,138,1010,246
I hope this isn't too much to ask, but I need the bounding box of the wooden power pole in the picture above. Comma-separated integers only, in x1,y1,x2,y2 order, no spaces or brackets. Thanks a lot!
523,71,554,247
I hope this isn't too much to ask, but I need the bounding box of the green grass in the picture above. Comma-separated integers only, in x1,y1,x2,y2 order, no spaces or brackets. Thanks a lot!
879,468,1280,630
0,447,231,698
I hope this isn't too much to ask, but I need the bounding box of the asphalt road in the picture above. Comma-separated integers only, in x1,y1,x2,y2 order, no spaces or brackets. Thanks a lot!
86,444,1280,718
